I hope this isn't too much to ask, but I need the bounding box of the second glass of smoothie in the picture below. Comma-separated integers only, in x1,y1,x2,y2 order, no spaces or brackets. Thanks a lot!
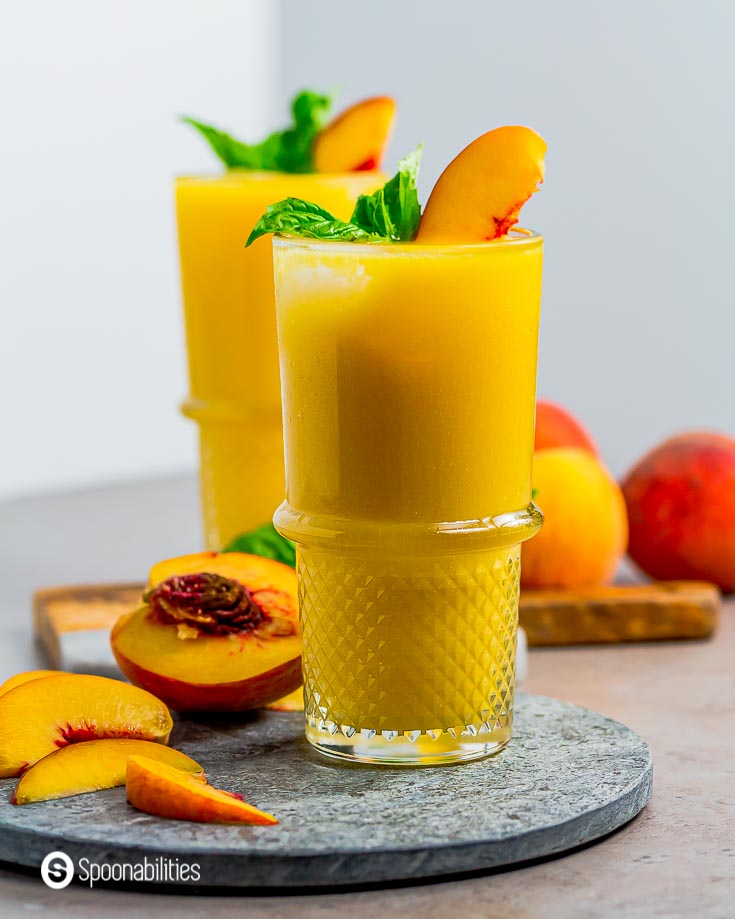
176,170,383,549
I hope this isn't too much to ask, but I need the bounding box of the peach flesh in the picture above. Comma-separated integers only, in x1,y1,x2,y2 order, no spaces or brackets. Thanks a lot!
126,755,278,826
0,674,172,778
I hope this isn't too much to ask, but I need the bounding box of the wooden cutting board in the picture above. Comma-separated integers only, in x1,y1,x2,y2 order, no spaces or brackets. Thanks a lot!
32,578,720,670
519,580,720,645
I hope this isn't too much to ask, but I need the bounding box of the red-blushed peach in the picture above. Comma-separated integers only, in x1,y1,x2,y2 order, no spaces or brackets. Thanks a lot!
313,96,396,173
0,674,173,778
535,401,597,454
126,755,278,826
522,448,628,589
622,432,735,592
416,126,546,243
111,552,302,712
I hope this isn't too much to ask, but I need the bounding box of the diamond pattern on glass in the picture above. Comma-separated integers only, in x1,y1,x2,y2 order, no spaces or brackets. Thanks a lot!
298,546,520,738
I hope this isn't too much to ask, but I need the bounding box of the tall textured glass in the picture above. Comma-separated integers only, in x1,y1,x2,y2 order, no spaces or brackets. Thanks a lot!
175,171,383,549
273,234,544,765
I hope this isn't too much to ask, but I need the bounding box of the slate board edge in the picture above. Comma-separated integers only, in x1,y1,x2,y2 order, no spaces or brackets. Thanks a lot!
0,692,654,890
0,760,652,888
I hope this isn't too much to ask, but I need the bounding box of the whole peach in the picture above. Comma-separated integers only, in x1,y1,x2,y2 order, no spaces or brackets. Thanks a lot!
622,432,735,592
535,400,597,454
523,448,628,588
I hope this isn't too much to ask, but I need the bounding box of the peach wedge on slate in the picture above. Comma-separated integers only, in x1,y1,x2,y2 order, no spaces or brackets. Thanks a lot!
0,674,172,778
12,739,203,805
126,756,278,826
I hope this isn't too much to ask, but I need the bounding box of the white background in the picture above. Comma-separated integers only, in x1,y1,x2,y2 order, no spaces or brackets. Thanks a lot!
0,0,276,498
2,0,734,498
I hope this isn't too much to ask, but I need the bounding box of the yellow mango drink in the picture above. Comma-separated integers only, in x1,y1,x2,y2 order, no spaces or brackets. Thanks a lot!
258,127,546,764
176,92,394,548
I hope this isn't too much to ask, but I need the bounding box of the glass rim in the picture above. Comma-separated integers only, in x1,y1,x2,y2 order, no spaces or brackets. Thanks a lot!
272,228,542,254
175,169,384,185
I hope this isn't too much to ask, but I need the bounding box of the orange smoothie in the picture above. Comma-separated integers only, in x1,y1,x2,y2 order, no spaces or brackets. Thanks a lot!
175,171,383,548
273,234,544,764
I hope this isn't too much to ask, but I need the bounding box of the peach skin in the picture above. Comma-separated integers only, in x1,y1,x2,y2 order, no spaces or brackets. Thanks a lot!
623,432,735,592
535,401,597,454
126,756,278,826
523,448,628,589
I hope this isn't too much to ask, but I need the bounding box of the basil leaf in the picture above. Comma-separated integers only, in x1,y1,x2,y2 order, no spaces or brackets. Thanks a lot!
246,198,377,247
182,89,332,173
222,522,296,568
351,146,423,241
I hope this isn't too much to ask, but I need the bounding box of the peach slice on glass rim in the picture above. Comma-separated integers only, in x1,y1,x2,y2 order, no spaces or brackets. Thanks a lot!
0,674,173,778
12,739,203,805
111,552,302,712
416,125,546,243
313,96,396,173
126,755,278,826
0,669,61,699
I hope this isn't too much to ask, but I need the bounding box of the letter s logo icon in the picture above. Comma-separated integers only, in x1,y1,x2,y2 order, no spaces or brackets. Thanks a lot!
41,851,74,889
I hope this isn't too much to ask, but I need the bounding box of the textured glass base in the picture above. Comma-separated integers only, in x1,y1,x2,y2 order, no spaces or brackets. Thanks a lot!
306,721,511,766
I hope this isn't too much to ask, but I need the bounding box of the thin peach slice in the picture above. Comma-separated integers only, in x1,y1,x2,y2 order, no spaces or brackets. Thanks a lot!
12,739,203,805
0,670,61,699
313,96,396,173
265,686,304,712
416,125,546,243
0,674,173,778
126,755,278,826
112,553,302,712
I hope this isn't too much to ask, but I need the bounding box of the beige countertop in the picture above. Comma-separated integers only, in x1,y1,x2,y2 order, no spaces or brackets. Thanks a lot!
0,475,733,917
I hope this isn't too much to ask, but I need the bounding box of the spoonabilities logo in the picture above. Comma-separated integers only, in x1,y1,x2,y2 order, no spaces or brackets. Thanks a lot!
41,851,74,889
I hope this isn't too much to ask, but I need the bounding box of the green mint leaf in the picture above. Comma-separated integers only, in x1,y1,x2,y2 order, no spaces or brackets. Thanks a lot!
351,145,423,240
246,198,376,247
222,522,296,568
181,117,266,169
182,89,333,172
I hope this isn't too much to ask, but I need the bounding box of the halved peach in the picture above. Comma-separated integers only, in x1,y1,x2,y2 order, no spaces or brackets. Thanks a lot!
416,125,546,243
265,686,304,712
0,674,173,778
313,96,396,172
126,755,278,825
111,553,302,712
12,739,203,805
0,670,60,699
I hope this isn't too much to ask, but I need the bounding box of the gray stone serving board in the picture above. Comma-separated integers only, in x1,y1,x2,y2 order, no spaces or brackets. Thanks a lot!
0,693,652,890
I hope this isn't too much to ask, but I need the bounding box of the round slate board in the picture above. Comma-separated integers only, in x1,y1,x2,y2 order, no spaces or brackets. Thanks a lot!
0,693,652,889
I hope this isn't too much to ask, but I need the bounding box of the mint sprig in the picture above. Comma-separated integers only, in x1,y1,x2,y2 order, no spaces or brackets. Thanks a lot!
222,522,296,568
183,90,332,173
351,146,422,240
246,146,423,246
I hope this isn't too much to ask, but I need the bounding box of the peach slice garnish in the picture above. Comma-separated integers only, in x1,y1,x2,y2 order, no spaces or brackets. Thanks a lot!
126,755,278,826
0,669,60,699
111,552,302,712
12,739,203,805
0,674,173,778
313,96,396,173
416,125,546,243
